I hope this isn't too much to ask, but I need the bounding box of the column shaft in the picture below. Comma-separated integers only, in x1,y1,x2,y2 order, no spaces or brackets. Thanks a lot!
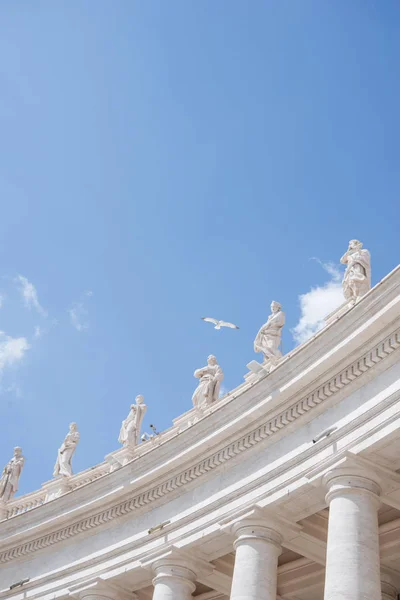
324,474,381,600
77,587,122,600
230,524,282,600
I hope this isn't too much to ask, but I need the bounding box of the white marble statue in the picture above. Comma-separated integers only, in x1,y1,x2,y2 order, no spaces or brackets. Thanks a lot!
118,395,147,448
192,355,224,409
0,447,25,503
340,239,371,304
254,301,285,371
53,423,80,478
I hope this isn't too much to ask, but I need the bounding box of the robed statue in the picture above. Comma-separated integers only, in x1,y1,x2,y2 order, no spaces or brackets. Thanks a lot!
192,355,224,409
53,423,80,478
340,239,371,304
0,447,25,503
254,301,285,371
119,395,147,448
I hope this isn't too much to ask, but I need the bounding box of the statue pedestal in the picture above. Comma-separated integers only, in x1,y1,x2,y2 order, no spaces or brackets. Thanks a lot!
173,406,210,432
245,360,275,381
105,455,123,473
105,446,137,472
42,477,72,503
0,500,8,521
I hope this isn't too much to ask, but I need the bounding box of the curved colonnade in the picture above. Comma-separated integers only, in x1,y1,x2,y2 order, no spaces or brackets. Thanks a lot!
1,265,400,600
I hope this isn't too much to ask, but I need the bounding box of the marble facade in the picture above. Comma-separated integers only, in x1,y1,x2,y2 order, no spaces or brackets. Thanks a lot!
1,263,400,600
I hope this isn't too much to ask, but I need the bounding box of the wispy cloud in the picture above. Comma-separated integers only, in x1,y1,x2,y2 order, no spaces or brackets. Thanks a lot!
68,302,89,332
292,261,344,345
15,275,47,317
34,325,42,338
0,331,30,372
5,382,23,398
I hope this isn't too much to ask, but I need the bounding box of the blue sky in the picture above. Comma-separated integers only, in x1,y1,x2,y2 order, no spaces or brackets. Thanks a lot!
0,1,399,497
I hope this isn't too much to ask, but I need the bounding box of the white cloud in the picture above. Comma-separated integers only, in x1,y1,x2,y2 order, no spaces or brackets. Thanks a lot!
68,302,89,332
292,261,344,345
15,275,47,317
84,290,93,297
34,325,42,338
0,331,30,371
5,383,23,398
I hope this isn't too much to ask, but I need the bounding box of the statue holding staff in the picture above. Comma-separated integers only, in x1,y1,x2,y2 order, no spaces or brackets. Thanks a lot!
53,423,80,478
254,301,285,371
119,395,147,448
0,447,25,503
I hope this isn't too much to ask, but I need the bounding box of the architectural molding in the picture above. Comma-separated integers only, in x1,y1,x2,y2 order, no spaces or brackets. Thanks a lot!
1,328,399,565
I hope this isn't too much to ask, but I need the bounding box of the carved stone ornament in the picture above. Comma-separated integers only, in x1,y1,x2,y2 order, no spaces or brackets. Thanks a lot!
118,395,147,448
254,301,285,372
0,447,24,504
340,239,371,305
192,355,224,409
53,423,80,478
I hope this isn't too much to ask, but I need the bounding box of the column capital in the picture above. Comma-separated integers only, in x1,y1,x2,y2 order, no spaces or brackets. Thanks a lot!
233,523,282,552
140,545,213,580
306,452,400,498
140,546,213,597
323,467,381,506
68,578,135,600
228,506,285,600
220,504,301,545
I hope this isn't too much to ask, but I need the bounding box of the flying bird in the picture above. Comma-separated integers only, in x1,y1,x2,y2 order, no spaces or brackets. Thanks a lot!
201,317,239,330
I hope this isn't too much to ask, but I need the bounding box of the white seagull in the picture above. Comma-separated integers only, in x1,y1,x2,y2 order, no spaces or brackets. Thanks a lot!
201,317,239,330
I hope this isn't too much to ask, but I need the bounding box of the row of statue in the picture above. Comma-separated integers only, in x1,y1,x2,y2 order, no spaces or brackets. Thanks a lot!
0,240,371,506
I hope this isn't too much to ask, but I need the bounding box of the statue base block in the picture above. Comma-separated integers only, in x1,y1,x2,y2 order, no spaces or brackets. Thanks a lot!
245,360,271,380
173,406,211,432
105,446,136,472
42,477,72,503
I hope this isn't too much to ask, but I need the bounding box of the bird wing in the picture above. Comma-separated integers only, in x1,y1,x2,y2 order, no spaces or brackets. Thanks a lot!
202,317,219,325
220,321,239,329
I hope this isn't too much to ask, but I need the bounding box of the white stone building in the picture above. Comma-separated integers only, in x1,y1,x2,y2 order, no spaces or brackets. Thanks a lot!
1,264,400,600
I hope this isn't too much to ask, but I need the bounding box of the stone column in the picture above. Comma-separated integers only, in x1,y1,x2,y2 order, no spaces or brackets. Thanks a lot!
323,469,382,600
230,517,282,600
140,549,212,600
152,559,196,600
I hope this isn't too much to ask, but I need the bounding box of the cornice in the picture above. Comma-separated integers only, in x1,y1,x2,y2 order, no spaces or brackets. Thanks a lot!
1,326,399,565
